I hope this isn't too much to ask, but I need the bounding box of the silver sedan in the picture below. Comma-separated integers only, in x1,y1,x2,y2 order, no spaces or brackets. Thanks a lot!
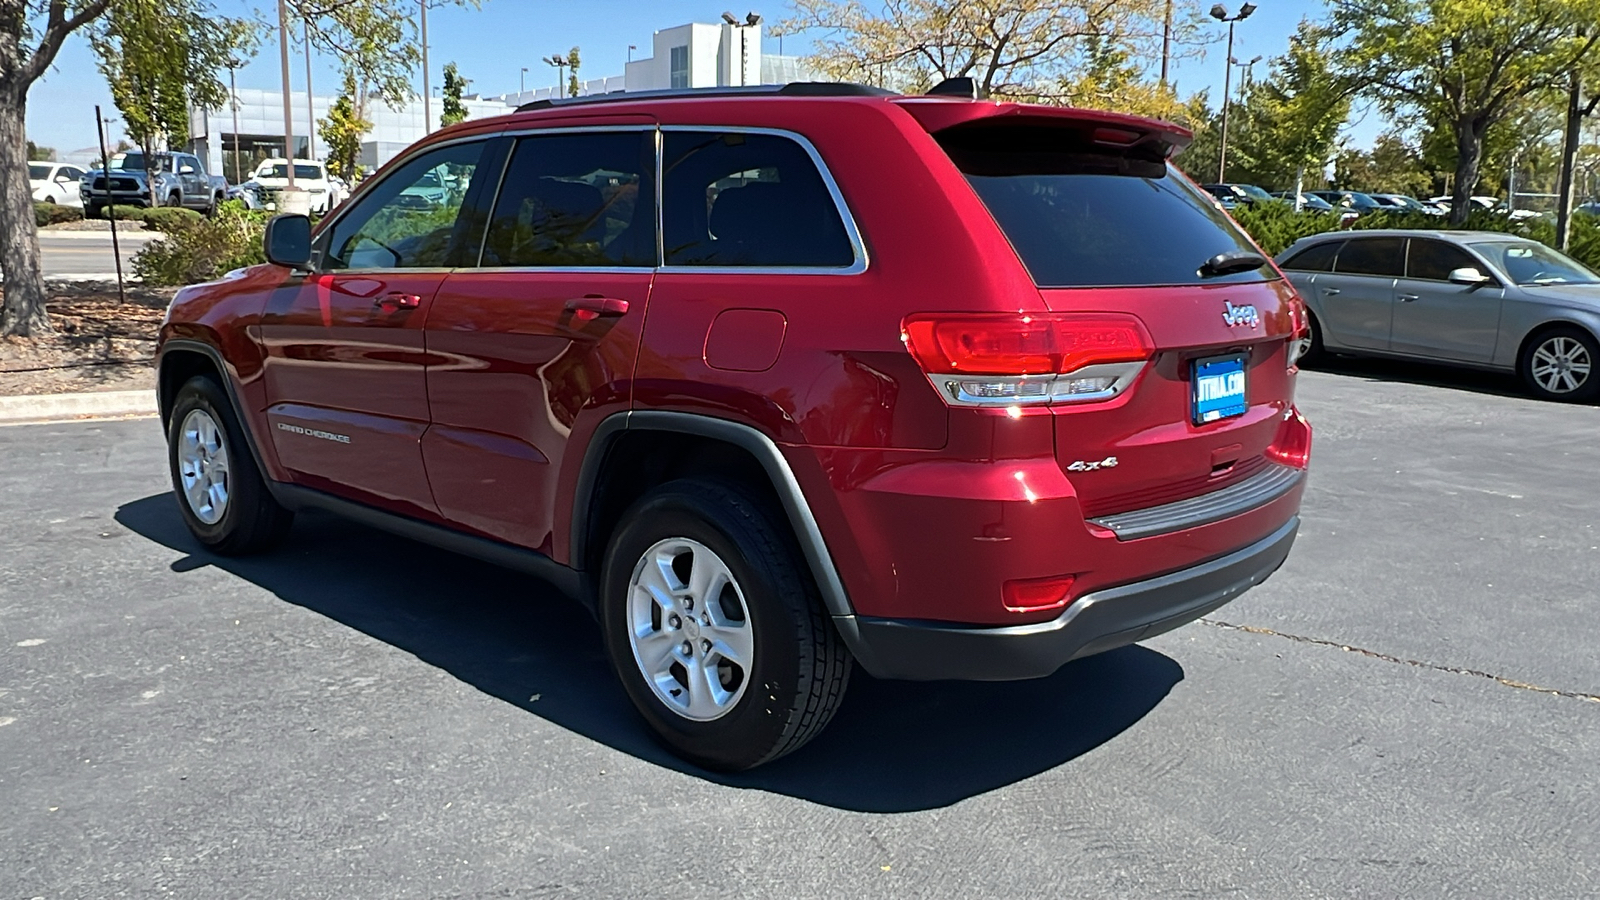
1277,229,1600,401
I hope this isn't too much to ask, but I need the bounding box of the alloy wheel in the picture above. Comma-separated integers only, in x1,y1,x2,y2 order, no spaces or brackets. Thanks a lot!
177,408,231,525
1530,335,1592,394
626,537,753,722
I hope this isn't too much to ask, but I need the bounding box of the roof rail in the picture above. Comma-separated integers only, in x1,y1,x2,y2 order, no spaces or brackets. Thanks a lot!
515,82,896,112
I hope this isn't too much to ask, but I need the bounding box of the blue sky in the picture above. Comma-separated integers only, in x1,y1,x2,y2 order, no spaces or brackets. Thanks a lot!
30,0,1380,157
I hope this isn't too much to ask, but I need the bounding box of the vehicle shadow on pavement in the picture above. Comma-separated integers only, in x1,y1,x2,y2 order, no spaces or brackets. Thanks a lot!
116,492,1183,814
1308,355,1525,399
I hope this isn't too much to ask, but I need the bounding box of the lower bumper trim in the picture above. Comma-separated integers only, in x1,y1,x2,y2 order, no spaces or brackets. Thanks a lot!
834,516,1299,681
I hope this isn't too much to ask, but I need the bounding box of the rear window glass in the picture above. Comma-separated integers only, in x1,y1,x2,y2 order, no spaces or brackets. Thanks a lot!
1282,241,1341,272
939,125,1272,287
1334,237,1405,276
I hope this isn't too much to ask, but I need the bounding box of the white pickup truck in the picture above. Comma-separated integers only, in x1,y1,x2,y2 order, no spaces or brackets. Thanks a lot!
243,158,342,215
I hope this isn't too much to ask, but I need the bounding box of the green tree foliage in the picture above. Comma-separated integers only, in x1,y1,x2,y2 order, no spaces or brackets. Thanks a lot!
1173,93,1222,183
1330,0,1600,224
26,140,53,160
1334,132,1434,197
91,0,253,200
320,72,372,181
566,46,580,98
1227,22,1350,198
440,61,467,126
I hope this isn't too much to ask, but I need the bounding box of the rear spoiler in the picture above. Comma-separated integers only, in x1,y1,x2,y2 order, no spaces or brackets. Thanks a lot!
890,98,1193,159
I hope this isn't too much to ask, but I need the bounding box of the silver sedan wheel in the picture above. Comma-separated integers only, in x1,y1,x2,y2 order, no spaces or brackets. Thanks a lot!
626,538,754,722
1530,336,1592,394
177,408,231,525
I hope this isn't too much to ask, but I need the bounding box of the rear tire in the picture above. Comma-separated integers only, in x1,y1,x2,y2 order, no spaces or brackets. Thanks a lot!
1519,326,1599,403
599,478,851,772
166,375,294,555
1297,310,1327,367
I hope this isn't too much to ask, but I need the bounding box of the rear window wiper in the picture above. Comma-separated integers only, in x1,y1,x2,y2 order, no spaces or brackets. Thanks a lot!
1199,251,1267,278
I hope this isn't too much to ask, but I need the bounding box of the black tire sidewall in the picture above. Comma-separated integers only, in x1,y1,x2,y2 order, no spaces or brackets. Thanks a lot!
599,483,814,771
1520,327,1600,402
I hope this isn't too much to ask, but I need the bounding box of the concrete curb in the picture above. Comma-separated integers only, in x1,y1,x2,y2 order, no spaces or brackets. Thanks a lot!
0,389,158,425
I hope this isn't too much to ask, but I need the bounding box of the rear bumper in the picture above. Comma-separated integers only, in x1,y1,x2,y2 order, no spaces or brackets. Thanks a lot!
834,516,1298,681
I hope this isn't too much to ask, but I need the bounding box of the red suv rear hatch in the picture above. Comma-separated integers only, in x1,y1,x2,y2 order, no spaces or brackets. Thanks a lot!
914,104,1304,521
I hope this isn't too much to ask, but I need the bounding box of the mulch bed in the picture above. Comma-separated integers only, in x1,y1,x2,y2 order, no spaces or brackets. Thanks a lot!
0,284,174,396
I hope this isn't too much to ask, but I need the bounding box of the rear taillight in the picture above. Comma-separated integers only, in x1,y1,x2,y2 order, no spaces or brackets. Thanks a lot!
1287,295,1311,366
1265,407,1312,469
902,312,1152,407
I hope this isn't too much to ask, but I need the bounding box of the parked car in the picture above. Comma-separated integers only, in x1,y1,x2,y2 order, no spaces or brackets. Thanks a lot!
79,151,226,217
1278,229,1600,401
156,82,1312,770
243,158,340,214
1270,191,1336,213
29,162,87,206
1202,182,1276,208
1370,193,1445,216
1307,190,1386,216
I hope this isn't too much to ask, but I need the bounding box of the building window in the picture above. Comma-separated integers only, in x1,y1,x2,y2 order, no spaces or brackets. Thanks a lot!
669,45,689,89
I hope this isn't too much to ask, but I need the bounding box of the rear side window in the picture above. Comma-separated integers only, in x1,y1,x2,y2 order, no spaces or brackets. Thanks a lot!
482,131,655,267
939,124,1271,287
1334,237,1405,277
1406,239,1479,281
1282,241,1341,272
662,131,855,268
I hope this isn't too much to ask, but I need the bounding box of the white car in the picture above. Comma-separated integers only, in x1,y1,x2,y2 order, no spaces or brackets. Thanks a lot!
245,158,340,214
30,162,87,206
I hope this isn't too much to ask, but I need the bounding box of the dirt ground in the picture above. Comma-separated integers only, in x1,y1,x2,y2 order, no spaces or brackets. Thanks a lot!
0,284,173,396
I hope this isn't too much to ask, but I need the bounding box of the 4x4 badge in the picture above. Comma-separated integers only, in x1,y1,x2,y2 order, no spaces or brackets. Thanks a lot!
1222,301,1261,328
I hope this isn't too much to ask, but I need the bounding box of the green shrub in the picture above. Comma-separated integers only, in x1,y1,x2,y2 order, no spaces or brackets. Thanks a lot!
34,202,83,227
99,205,150,222
1229,202,1348,256
132,203,268,286
139,206,205,232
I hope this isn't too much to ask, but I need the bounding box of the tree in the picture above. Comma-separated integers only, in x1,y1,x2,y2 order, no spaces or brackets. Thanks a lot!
783,0,1185,98
1335,132,1433,196
440,61,467,126
1331,0,1600,225
1056,32,1183,120
565,46,580,97
320,71,371,181
288,0,481,111
1230,23,1350,202
26,140,53,160
0,2,115,336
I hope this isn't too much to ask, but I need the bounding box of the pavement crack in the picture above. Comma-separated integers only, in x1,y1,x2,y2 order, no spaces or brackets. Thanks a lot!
1199,618,1600,704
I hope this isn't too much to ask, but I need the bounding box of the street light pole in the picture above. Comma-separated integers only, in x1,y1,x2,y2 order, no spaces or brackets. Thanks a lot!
1161,0,1172,87
229,66,241,184
1210,3,1256,184
277,0,295,189
303,17,316,160
421,0,431,132
520,66,527,94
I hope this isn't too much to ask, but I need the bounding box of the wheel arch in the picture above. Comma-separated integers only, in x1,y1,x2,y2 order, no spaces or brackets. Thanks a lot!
572,411,854,619
158,339,283,499
1515,318,1599,368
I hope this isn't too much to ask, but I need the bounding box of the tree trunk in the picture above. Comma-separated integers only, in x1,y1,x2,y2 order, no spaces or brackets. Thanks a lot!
0,86,50,337
1294,164,1305,212
1449,116,1487,227
1556,73,1582,251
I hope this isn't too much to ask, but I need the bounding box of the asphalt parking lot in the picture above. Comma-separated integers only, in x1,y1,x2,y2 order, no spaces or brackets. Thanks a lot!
3,360,1597,898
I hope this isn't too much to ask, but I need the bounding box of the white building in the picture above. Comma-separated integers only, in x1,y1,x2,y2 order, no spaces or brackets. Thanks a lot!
183,19,817,181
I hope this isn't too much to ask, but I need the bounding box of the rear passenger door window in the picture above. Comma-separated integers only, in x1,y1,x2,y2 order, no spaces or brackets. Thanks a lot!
661,130,857,268
1334,237,1405,277
481,131,655,267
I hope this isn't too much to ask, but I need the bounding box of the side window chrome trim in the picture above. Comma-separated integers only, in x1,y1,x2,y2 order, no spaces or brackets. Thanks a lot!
658,124,869,275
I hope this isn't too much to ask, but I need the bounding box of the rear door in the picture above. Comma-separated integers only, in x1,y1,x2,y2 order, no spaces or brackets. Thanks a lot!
1320,235,1403,350
1278,239,1342,343
421,125,657,550
1390,237,1504,362
258,137,494,516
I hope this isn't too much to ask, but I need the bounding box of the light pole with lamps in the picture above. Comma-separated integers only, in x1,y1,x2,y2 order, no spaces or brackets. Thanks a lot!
720,11,761,86
1210,2,1256,184
1231,54,1262,102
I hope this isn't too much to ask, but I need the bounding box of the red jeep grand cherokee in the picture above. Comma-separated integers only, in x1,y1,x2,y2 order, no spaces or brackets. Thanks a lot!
157,82,1310,771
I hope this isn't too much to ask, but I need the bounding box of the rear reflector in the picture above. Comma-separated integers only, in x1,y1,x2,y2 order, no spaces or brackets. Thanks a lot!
903,313,1152,407
1003,574,1078,613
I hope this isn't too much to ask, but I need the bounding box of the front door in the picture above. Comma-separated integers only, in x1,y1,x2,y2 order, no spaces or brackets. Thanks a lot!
258,137,494,517
422,126,657,552
1390,237,1504,362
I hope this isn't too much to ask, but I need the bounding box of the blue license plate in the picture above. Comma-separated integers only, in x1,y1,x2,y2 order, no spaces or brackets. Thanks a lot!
1192,354,1248,425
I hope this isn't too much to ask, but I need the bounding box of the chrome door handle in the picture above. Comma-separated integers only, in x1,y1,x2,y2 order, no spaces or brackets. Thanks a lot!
1321,288,1340,296
1398,293,1419,302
